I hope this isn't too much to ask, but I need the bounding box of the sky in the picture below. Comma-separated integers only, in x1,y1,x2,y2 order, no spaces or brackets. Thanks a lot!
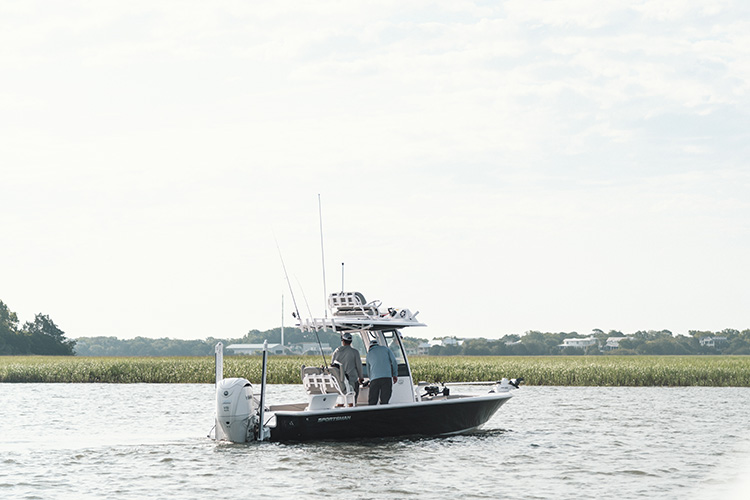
1,1,749,341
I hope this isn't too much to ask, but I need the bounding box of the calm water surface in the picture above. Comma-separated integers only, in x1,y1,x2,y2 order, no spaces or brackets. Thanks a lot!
1,384,749,499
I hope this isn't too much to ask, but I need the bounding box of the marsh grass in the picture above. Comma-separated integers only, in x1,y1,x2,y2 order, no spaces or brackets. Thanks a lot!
1,355,749,386
410,356,750,386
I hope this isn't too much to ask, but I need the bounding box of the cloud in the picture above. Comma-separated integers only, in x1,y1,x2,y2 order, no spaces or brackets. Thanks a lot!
1,1,748,339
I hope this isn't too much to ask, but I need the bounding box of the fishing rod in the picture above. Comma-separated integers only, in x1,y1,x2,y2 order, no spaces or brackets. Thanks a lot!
295,274,329,367
274,236,328,368
295,275,315,321
318,194,328,319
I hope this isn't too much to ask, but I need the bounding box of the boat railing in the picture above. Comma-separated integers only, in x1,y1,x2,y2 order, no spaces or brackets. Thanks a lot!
300,365,355,408
300,317,337,331
328,291,381,317
301,365,345,394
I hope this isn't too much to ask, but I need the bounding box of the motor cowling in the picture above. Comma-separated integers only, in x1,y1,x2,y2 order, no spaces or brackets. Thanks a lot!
216,377,257,443
490,377,523,393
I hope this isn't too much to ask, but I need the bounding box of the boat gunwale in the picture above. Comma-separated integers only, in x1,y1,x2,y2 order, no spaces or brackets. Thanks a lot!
269,391,513,417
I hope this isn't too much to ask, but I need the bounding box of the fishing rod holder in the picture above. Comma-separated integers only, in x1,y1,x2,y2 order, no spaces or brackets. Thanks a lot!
421,385,450,398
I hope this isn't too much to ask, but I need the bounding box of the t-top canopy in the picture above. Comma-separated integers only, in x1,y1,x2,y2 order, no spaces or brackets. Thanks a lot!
301,291,426,332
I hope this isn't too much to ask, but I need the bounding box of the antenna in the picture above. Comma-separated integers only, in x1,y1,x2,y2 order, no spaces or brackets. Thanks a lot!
318,194,328,318
341,262,344,292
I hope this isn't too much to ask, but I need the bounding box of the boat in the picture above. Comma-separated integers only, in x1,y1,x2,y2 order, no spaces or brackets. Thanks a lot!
212,291,521,443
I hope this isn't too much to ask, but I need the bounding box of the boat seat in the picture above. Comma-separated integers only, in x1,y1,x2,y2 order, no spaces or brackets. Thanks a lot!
301,366,345,395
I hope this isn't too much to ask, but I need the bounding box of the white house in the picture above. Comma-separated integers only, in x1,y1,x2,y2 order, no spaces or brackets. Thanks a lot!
603,337,629,351
404,345,418,356
290,342,333,355
428,337,464,348
559,337,599,350
226,343,287,355
699,336,728,348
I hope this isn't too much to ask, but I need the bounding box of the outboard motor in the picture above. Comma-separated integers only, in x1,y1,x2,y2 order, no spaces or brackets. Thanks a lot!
216,377,258,443
490,377,524,393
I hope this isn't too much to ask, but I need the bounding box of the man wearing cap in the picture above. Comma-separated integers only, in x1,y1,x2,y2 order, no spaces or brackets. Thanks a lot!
366,339,398,405
331,332,364,403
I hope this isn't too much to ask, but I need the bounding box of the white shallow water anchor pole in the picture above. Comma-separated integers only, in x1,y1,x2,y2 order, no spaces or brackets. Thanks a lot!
215,342,223,385
257,340,271,441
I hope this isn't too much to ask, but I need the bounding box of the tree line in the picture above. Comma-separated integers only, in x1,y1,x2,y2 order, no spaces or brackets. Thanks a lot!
0,300,76,355
430,329,750,356
45,328,750,357
3,299,749,356
73,327,341,357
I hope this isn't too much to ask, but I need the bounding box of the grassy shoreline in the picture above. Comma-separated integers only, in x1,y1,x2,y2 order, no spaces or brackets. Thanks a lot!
1,355,749,386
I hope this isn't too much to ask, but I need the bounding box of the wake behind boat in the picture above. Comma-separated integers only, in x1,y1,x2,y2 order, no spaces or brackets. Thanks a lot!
212,291,520,443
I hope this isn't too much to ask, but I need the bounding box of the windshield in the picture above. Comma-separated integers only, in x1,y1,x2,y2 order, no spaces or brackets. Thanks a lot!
351,333,366,357
383,330,406,364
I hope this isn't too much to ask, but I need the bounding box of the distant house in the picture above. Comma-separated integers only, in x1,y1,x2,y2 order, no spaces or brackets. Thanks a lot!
559,337,599,350
429,337,464,348
417,342,431,355
699,336,728,348
290,342,333,355
226,343,287,355
603,337,629,351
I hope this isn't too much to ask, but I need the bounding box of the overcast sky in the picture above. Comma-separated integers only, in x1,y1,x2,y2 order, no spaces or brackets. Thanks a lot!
2,1,749,341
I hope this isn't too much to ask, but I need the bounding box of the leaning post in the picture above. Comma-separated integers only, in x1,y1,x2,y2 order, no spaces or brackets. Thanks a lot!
214,342,223,386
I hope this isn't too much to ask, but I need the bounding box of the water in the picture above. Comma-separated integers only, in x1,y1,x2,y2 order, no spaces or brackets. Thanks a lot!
1,384,749,499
